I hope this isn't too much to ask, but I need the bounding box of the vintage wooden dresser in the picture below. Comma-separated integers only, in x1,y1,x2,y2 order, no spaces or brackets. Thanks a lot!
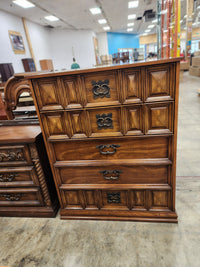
15,58,180,222
0,123,59,217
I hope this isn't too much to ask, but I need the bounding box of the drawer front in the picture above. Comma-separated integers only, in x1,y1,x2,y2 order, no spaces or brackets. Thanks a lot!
0,166,39,187
56,164,169,185
60,187,172,211
82,71,120,107
52,136,169,161
0,188,44,206
0,145,32,166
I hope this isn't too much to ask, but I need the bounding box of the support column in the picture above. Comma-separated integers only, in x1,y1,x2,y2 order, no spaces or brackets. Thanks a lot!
185,0,194,58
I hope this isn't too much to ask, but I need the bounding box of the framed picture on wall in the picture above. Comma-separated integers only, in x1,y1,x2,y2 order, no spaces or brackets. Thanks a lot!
8,30,25,54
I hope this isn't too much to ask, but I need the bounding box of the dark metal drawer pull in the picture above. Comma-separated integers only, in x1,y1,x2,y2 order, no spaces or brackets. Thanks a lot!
91,79,110,99
0,193,23,201
0,173,18,182
96,144,120,155
100,170,122,180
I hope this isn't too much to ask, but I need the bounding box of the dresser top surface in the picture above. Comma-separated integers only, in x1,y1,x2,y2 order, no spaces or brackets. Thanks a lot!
14,58,181,80
0,125,41,143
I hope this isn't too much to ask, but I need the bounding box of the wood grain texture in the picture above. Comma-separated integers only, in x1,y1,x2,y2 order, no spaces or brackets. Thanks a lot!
18,58,180,222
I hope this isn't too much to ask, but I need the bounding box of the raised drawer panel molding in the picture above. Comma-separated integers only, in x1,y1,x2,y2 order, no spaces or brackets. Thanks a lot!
42,112,71,139
122,69,142,103
69,111,88,138
34,78,63,111
19,58,180,222
124,105,143,135
145,64,175,102
145,102,173,134
61,77,83,109
82,71,120,107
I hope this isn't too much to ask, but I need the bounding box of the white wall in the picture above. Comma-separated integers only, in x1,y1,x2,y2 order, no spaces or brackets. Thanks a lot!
49,29,96,70
97,32,109,56
0,10,31,73
0,10,96,73
26,20,51,70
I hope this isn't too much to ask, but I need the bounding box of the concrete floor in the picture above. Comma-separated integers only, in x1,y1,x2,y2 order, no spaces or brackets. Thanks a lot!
0,72,200,267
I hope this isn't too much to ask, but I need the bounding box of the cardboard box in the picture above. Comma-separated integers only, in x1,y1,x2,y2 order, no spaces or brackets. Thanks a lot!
192,56,200,67
180,61,189,70
189,66,200,77
194,51,200,57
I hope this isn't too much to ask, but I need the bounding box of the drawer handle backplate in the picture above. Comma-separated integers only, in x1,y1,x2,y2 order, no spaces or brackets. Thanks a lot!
0,193,23,201
96,144,120,155
91,79,110,99
96,113,113,129
100,170,122,180
0,173,18,182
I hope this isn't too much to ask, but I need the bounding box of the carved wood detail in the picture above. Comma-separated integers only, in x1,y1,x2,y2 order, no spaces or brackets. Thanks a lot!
29,144,52,206
0,151,24,162
0,173,17,182
0,193,23,201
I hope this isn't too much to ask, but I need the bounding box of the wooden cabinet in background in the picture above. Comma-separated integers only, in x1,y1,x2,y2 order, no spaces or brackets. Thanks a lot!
14,58,180,222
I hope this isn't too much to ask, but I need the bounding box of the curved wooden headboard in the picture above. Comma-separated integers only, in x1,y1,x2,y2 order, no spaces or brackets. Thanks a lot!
4,76,33,120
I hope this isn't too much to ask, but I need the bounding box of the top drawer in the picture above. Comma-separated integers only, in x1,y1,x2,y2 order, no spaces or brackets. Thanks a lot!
0,145,32,166
33,64,176,112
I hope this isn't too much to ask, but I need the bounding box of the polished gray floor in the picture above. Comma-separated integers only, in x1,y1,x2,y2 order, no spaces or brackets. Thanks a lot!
0,72,200,267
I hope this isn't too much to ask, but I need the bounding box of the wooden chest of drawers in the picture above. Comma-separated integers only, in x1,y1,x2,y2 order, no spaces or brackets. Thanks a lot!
0,125,59,217
15,58,180,222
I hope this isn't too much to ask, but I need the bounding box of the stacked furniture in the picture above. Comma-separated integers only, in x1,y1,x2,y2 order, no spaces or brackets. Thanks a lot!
189,56,200,77
0,77,59,217
14,58,180,222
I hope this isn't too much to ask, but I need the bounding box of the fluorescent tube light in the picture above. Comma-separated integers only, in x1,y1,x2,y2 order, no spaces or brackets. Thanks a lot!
127,28,133,32
98,19,107,24
45,15,59,21
90,7,101,15
128,14,136,20
145,29,151,33
152,19,157,23
127,22,134,26
13,0,35,8
148,24,155,28
128,1,139,8
103,26,110,31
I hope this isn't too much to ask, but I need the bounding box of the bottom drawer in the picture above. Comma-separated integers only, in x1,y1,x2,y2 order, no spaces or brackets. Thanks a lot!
60,186,172,212
0,188,44,206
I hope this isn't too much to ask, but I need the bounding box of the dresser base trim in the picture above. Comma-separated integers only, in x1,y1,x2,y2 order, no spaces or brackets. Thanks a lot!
60,209,178,223
0,198,59,218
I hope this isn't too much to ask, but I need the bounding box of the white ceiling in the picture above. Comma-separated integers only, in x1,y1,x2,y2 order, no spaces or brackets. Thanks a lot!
0,0,200,34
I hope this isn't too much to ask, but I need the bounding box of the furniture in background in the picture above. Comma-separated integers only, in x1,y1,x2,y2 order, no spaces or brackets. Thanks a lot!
39,59,54,71
100,55,112,65
0,77,59,217
113,52,130,64
4,77,37,120
22,58,36,72
0,63,14,82
14,58,180,222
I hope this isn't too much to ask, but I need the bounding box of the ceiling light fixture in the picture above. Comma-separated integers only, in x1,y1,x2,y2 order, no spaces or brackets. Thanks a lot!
142,33,148,36
13,0,35,8
127,22,134,26
90,7,101,15
127,28,133,32
148,24,155,28
128,14,136,20
184,15,187,18
180,20,183,23
145,29,151,33
152,19,157,23
128,1,139,8
98,19,107,24
45,15,59,21
197,6,200,9
103,26,110,31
